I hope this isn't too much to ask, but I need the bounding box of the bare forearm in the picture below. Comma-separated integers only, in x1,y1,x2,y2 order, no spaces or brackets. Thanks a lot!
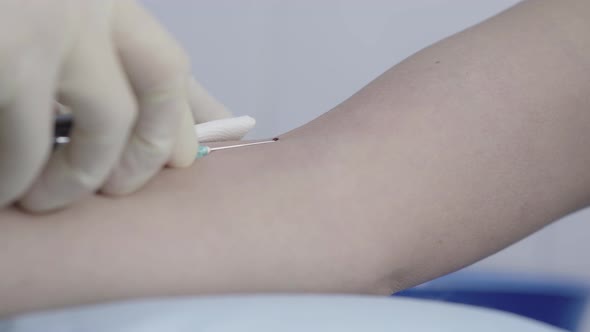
0,136,387,316
1,0,590,316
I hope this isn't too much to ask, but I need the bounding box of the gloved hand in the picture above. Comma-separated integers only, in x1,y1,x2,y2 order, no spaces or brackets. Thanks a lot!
0,0,230,212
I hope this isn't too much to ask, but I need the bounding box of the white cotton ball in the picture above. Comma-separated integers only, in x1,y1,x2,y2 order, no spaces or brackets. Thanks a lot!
195,116,256,143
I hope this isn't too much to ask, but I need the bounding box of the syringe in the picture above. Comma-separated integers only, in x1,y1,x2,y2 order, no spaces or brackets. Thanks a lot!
196,138,279,158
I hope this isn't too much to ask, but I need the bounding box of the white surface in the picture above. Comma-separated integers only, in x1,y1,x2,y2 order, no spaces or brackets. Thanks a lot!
1,296,565,332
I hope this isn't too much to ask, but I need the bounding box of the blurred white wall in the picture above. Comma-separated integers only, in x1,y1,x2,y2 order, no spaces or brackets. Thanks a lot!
143,0,523,138
142,0,589,283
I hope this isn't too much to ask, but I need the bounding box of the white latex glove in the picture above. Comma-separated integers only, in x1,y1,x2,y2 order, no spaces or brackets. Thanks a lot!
0,0,230,212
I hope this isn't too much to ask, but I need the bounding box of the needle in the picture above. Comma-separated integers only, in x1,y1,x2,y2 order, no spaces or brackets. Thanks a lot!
196,138,279,158
52,114,279,158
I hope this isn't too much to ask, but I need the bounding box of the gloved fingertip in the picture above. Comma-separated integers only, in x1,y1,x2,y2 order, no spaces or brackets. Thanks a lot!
100,171,144,197
168,106,199,168
16,199,61,215
17,150,97,213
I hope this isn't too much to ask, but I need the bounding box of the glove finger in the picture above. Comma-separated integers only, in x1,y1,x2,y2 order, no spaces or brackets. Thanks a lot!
102,0,195,194
19,29,137,212
0,57,56,208
168,106,199,167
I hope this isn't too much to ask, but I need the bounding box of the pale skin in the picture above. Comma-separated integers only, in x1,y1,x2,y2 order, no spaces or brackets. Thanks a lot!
1,0,589,317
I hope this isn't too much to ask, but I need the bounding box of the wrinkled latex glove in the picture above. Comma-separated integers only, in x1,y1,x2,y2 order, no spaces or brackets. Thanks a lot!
0,0,230,212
